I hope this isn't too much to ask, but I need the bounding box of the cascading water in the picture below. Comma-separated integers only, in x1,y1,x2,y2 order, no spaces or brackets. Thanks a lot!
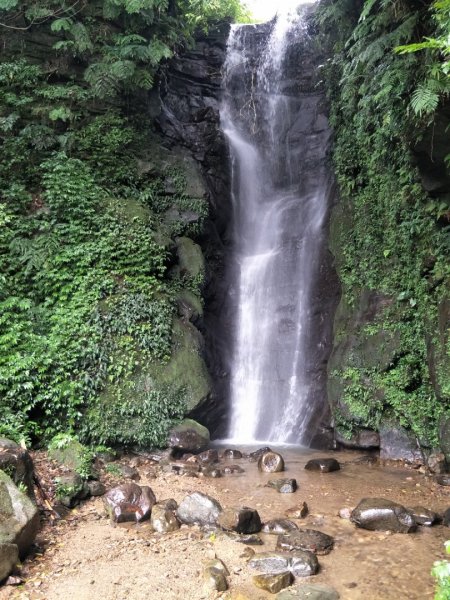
221,2,335,445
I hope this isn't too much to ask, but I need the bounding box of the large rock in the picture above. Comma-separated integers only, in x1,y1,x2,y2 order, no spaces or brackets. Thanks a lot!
277,529,334,555
218,506,261,534
168,419,210,453
351,498,416,533
379,425,423,463
0,543,19,582
0,471,39,556
0,438,34,498
104,483,156,523
290,550,320,577
177,492,222,526
258,452,285,473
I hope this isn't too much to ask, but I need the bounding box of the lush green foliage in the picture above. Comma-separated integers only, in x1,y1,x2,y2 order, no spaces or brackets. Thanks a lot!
433,541,450,600
0,55,207,445
318,0,449,443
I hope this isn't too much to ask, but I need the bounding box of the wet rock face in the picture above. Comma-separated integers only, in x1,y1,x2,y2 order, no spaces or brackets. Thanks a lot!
177,492,222,526
258,452,285,473
350,498,417,533
167,419,210,453
379,425,424,463
104,483,156,523
277,529,334,555
218,506,262,534
305,458,340,473
335,429,380,450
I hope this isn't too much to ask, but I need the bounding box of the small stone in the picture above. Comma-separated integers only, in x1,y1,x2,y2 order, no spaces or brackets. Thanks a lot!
286,503,309,519
350,498,416,533
267,478,297,493
204,564,228,592
442,508,450,526
223,465,245,475
158,498,178,511
151,505,180,533
304,458,340,473
202,467,222,478
227,532,263,545
290,550,319,577
248,552,290,574
223,449,243,460
436,475,450,487
197,450,219,464
338,508,352,520
409,506,439,526
275,584,340,599
240,547,256,560
253,572,293,594
262,519,298,535
218,507,262,534
119,465,140,481
277,529,334,555
258,452,285,473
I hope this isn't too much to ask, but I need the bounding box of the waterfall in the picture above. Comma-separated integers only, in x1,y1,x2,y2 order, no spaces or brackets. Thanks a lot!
221,2,334,445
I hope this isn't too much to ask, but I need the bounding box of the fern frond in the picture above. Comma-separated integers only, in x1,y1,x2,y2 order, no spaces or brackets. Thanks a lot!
411,82,440,114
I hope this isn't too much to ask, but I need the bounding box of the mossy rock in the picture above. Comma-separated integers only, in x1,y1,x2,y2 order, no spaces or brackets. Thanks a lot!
48,439,91,474
146,319,211,411
176,237,205,280
176,290,204,322
89,319,211,446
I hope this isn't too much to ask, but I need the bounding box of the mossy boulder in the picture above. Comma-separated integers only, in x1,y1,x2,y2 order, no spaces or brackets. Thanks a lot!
48,439,91,474
168,419,210,452
176,237,205,281
0,471,39,557
146,319,211,412
0,439,35,499
87,318,211,447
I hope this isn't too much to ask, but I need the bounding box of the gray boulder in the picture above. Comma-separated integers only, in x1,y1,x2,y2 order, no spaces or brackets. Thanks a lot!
351,498,416,533
177,492,222,526
267,478,297,493
151,504,180,533
0,471,39,556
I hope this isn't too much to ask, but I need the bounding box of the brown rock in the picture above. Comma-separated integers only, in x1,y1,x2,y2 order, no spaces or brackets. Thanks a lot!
258,452,285,473
285,503,308,519
104,483,156,523
253,572,293,593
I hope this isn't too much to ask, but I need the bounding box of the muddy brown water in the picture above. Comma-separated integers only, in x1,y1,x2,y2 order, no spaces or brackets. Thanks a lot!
1,447,449,600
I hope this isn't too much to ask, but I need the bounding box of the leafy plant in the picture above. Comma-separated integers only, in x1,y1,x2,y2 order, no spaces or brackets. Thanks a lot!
433,541,450,600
